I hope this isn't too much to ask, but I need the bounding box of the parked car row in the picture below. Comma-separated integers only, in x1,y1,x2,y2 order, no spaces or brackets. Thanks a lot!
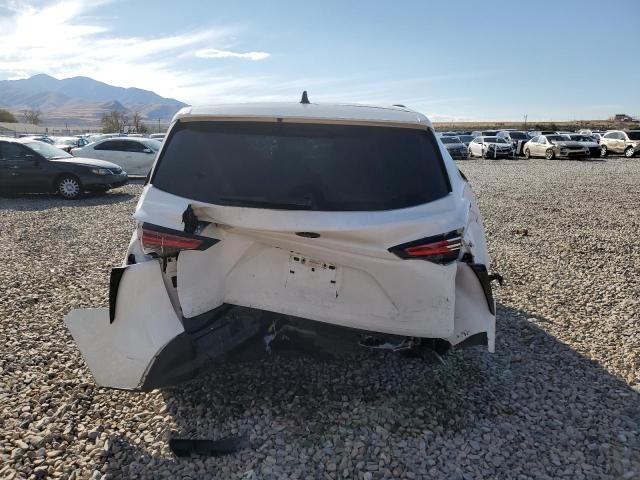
19,135,90,152
16,132,166,175
438,129,640,159
0,136,128,199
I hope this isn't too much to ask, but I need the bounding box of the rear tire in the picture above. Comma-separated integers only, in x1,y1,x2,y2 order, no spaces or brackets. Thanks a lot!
600,145,608,157
545,149,555,160
525,148,531,159
56,175,82,200
625,146,635,158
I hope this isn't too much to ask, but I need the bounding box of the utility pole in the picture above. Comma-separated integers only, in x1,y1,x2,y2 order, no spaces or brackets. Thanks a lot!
157,118,161,133
524,114,528,130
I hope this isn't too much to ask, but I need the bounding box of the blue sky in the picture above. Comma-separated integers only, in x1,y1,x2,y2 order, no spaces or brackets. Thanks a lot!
0,0,638,121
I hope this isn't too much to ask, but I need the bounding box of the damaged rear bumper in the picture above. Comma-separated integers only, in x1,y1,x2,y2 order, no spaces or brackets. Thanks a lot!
65,260,185,390
65,258,497,391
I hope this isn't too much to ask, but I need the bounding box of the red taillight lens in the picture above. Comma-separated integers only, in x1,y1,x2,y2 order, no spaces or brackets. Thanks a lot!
389,230,462,264
404,240,455,257
142,229,203,250
141,224,218,256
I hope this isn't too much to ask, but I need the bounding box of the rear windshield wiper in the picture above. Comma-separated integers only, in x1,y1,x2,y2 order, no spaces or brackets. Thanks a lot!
218,196,313,210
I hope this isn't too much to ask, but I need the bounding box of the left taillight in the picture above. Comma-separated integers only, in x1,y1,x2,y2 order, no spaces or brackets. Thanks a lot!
141,223,218,256
389,230,462,264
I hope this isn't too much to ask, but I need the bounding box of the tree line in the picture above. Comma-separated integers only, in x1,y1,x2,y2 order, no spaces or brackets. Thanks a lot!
0,108,151,134
100,111,149,134
0,108,43,124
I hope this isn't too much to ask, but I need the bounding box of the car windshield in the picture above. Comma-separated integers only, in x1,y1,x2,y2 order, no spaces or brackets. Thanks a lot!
546,135,567,142
570,135,592,142
142,139,162,151
58,139,77,145
23,141,72,159
440,137,461,144
457,135,474,142
627,131,640,140
152,121,451,211
484,137,507,144
509,132,528,139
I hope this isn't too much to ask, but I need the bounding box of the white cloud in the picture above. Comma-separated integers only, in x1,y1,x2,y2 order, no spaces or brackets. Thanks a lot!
0,0,270,102
0,1,483,119
195,48,270,61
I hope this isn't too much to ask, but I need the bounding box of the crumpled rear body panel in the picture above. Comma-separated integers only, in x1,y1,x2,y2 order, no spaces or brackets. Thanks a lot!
65,226,496,391
64,260,184,390
176,237,458,339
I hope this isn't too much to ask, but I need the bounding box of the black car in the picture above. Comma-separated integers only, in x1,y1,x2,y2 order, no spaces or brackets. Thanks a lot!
0,138,128,199
496,130,530,155
440,136,469,159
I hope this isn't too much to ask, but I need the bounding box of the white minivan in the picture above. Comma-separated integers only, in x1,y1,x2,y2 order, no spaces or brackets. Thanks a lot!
65,100,500,391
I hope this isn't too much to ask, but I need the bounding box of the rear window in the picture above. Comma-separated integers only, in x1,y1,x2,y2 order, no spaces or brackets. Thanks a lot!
152,121,451,211
627,131,640,140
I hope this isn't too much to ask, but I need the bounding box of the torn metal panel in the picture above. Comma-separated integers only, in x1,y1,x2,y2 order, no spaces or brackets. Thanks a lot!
64,260,184,390
447,262,496,352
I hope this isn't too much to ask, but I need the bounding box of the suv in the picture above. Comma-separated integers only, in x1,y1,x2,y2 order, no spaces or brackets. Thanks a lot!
65,101,498,391
599,130,640,157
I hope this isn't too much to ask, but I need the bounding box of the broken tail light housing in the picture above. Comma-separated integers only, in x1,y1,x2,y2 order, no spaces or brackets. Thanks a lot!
141,223,219,256
389,229,462,264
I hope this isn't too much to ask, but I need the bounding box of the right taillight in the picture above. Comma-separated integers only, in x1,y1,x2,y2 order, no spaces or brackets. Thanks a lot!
141,223,218,256
389,230,462,264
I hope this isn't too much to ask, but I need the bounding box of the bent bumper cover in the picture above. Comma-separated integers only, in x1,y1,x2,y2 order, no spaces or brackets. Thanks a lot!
65,260,184,390
65,259,496,391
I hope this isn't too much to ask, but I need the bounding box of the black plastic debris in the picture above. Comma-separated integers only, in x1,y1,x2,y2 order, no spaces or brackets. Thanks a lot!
182,204,198,234
169,436,248,458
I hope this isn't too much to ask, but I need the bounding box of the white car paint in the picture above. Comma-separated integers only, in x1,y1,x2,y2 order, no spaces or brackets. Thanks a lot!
71,138,161,175
65,261,184,389
468,136,513,158
65,102,498,391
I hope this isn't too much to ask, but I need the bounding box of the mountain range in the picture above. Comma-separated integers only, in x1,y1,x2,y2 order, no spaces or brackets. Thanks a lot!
0,74,187,127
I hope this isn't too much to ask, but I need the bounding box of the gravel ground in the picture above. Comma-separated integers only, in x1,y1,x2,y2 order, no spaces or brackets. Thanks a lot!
1,159,638,479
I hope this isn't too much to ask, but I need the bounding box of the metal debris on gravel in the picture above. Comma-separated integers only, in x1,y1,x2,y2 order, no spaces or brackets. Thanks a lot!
0,159,638,479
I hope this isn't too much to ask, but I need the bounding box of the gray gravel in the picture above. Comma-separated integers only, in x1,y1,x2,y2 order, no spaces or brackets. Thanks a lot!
1,159,638,479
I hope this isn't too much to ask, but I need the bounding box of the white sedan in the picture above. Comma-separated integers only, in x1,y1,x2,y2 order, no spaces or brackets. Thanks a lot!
468,136,514,158
71,138,161,175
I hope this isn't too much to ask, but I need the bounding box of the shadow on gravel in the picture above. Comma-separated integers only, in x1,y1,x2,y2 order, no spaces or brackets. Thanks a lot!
0,191,134,211
107,303,639,478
